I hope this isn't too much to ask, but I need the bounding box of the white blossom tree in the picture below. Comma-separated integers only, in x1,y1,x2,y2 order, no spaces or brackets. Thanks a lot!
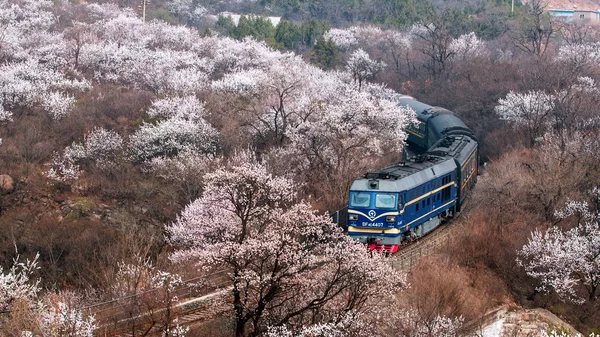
0,254,40,313
40,292,97,337
518,193,600,303
448,32,487,61
324,26,412,76
78,16,211,95
128,117,218,163
0,0,62,63
323,28,358,51
265,312,368,337
128,96,219,163
555,42,600,71
394,312,464,337
495,90,555,146
167,0,208,26
0,59,90,121
0,254,96,336
167,151,405,337
345,49,386,90
46,127,123,183
212,54,340,147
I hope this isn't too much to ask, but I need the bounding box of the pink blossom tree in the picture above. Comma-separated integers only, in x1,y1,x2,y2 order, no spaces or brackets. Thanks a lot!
167,151,405,337
518,192,600,303
271,83,415,208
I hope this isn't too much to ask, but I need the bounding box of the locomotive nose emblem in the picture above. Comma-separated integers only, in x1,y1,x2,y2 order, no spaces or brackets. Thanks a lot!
368,210,376,218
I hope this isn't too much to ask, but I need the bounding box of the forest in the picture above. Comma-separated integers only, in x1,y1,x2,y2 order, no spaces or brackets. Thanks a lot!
0,0,599,336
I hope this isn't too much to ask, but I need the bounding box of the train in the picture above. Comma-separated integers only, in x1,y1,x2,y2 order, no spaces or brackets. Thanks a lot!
346,95,478,253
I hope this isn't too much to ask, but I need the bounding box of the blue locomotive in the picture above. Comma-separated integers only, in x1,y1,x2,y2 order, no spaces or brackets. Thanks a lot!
347,95,478,253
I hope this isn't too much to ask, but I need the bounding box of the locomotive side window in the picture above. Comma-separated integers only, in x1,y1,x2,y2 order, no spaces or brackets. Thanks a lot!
350,192,371,207
375,194,396,209
416,203,419,212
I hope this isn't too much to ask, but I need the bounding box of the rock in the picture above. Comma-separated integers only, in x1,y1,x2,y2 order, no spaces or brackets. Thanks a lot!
0,175,14,194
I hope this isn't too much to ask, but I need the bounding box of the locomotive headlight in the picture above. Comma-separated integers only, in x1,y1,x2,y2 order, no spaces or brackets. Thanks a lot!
386,216,396,223
349,214,358,221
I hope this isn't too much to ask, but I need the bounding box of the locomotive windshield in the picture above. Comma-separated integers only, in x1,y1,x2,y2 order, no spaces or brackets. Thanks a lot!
349,192,371,207
375,193,396,209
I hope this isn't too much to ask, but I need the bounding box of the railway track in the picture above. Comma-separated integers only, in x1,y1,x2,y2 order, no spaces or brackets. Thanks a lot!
388,198,473,270
86,270,231,336
388,218,455,270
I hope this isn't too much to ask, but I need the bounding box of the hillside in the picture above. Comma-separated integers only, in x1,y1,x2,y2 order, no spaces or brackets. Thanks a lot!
0,0,600,336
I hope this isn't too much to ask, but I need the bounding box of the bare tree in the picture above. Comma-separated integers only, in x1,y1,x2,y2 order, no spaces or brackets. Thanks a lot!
412,11,455,78
512,0,554,57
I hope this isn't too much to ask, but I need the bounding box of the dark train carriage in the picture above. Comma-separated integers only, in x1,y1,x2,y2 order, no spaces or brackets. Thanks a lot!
399,96,475,152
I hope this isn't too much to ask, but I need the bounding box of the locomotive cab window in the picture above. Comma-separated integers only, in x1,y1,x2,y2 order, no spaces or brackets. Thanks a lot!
375,193,396,209
350,192,371,207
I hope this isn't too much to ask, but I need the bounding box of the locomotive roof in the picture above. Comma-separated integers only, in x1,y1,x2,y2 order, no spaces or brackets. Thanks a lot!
398,97,454,123
428,135,478,166
350,157,457,193
427,114,469,133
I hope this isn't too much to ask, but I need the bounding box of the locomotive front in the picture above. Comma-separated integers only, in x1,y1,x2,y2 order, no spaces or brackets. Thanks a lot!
347,176,404,253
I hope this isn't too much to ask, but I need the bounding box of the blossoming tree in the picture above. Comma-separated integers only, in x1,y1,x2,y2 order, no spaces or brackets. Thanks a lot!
167,151,405,337
519,193,600,303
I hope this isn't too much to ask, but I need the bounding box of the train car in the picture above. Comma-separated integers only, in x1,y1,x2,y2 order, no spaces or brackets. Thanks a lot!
399,96,475,152
345,95,478,252
347,156,459,253
428,134,478,211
